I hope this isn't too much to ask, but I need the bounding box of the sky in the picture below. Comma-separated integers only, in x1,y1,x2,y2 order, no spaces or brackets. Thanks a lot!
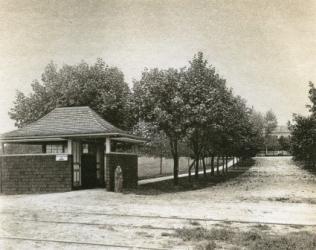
0,0,315,133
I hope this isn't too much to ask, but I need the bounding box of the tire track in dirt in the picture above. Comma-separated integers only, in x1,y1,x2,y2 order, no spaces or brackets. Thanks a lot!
0,236,167,250
2,207,316,227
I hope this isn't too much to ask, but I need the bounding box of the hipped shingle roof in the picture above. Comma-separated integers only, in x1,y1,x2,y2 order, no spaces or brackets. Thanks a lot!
1,106,126,140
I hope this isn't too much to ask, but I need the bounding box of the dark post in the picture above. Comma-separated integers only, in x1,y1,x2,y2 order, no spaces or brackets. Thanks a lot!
202,157,206,177
216,156,220,175
211,155,215,176
195,157,199,178
159,155,163,175
222,156,225,175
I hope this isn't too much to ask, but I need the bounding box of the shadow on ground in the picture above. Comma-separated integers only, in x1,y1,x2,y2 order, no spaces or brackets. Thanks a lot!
125,158,255,196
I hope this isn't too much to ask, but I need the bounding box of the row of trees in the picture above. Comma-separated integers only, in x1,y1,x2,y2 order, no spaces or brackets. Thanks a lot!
289,82,316,167
133,52,266,184
10,52,270,184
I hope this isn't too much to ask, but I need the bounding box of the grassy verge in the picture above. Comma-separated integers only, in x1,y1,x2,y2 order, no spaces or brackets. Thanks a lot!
138,156,229,180
129,158,254,195
172,226,316,250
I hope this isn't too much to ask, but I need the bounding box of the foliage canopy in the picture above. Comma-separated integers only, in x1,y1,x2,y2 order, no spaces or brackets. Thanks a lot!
9,59,134,130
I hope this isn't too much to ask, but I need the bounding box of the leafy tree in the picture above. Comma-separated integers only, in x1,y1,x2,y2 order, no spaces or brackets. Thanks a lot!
278,136,290,152
133,121,170,174
290,115,316,167
9,59,134,130
290,82,316,167
307,81,316,115
133,68,186,184
134,52,267,183
249,109,265,151
264,110,278,135
181,52,229,178
222,97,263,159
263,109,278,153
249,110,265,139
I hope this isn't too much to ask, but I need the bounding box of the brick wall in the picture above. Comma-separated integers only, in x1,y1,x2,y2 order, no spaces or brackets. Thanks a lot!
0,154,72,194
105,153,138,191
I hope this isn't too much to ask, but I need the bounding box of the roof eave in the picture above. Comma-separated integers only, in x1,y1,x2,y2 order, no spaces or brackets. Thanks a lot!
111,137,147,144
0,132,144,143
0,138,67,143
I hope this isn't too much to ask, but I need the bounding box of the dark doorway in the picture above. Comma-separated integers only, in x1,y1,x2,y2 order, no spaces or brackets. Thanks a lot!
81,154,97,188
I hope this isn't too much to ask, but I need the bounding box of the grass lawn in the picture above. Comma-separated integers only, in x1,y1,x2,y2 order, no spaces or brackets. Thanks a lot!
138,156,229,179
132,159,253,195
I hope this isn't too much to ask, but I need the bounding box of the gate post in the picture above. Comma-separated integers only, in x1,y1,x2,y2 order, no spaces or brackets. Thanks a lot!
104,137,111,189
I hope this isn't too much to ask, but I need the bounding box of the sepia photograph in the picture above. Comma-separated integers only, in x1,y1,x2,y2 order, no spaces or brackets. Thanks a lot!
0,0,316,249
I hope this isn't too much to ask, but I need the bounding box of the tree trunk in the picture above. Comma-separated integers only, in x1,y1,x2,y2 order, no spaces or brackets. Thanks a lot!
211,155,215,176
170,138,179,185
216,156,220,175
188,159,195,182
202,157,206,177
195,157,199,178
222,156,225,175
173,155,179,185
159,155,163,175
225,156,228,173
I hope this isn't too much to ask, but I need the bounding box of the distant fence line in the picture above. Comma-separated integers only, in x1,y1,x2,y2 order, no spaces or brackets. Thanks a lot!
256,150,291,157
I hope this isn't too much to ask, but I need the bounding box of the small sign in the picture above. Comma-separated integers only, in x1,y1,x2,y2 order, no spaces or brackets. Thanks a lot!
56,154,68,161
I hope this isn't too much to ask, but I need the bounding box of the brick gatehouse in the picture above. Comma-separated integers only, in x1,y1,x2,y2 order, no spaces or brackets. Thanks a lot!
0,106,143,194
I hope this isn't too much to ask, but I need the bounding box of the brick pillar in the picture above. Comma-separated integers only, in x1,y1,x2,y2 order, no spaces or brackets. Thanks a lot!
105,153,138,192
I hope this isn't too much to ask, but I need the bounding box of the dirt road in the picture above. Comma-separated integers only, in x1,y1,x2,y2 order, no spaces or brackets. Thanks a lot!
0,157,316,249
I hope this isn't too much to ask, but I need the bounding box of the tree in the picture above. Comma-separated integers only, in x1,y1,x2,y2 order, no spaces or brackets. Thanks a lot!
133,52,265,184
9,59,134,130
221,96,263,159
264,110,278,135
249,110,265,152
307,81,316,115
249,110,265,138
290,82,316,167
263,110,278,154
278,136,290,152
133,68,186,185
181,52,229,178
290,115,316,167
133,121,170,174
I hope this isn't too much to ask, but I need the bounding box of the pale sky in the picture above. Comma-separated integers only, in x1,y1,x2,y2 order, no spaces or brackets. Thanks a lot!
0,0,315,133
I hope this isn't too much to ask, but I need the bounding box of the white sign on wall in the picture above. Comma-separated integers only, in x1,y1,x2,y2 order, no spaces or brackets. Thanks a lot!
56,154,68,161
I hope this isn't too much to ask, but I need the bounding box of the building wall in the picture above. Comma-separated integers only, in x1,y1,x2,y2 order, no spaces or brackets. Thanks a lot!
105,153,138,191
0,154,72,194
2,144,43,155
